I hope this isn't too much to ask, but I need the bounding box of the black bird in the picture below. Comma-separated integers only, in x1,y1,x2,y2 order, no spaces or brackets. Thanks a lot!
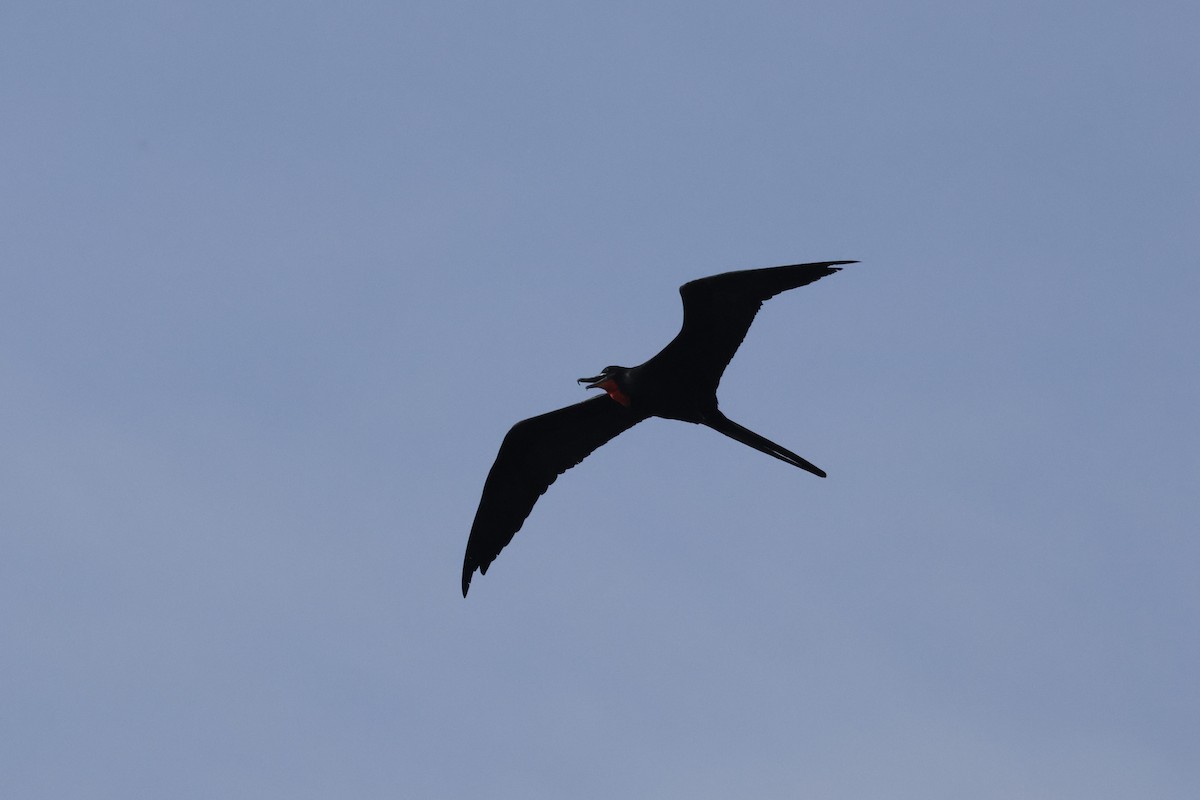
461,260,853,596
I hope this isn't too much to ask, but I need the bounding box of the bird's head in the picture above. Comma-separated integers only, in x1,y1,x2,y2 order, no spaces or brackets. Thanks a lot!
578,366,632,407
578,365,622,388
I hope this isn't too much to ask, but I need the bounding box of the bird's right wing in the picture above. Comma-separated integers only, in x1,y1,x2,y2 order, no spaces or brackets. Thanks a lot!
462,395,646,596
664,261,853,390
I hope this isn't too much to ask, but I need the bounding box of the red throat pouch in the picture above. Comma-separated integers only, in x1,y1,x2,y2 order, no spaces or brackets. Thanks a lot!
599,379,632,407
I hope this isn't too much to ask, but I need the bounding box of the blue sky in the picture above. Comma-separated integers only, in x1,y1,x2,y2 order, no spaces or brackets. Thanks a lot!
2,2,1197,797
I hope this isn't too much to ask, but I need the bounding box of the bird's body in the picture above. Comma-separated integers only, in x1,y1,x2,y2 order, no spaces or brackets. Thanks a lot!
461,260,853,596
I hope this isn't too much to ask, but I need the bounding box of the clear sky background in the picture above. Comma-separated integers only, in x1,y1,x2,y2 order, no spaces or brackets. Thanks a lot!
3,2,1197,798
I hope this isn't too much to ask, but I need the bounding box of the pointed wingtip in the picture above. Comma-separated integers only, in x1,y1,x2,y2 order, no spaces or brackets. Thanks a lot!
461,566,472,597
802,462,827,478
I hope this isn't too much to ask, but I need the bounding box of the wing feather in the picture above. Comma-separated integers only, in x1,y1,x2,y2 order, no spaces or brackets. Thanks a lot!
461,396,645,595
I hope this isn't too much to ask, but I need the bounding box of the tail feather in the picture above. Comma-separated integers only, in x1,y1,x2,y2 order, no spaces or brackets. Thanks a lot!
704,412,826,478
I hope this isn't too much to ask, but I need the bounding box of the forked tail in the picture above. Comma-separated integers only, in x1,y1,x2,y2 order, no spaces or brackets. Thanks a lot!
703,411,827,478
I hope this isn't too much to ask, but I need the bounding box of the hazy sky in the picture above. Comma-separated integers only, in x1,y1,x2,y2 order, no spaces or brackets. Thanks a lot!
3,2,1197,798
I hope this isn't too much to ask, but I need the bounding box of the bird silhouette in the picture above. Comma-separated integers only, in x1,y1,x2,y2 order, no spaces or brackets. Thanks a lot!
461,260,853,595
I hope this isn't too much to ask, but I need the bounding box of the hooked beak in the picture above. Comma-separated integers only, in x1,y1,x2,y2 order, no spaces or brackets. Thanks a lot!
578,374,606,388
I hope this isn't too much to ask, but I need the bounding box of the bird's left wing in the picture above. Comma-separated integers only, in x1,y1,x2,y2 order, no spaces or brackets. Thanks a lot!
462,395,646,596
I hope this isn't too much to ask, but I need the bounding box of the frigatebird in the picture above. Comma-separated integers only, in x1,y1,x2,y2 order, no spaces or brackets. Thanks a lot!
461,260,853,596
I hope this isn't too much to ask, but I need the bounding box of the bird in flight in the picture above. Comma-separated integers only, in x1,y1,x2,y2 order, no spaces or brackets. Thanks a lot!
461,260,854,596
